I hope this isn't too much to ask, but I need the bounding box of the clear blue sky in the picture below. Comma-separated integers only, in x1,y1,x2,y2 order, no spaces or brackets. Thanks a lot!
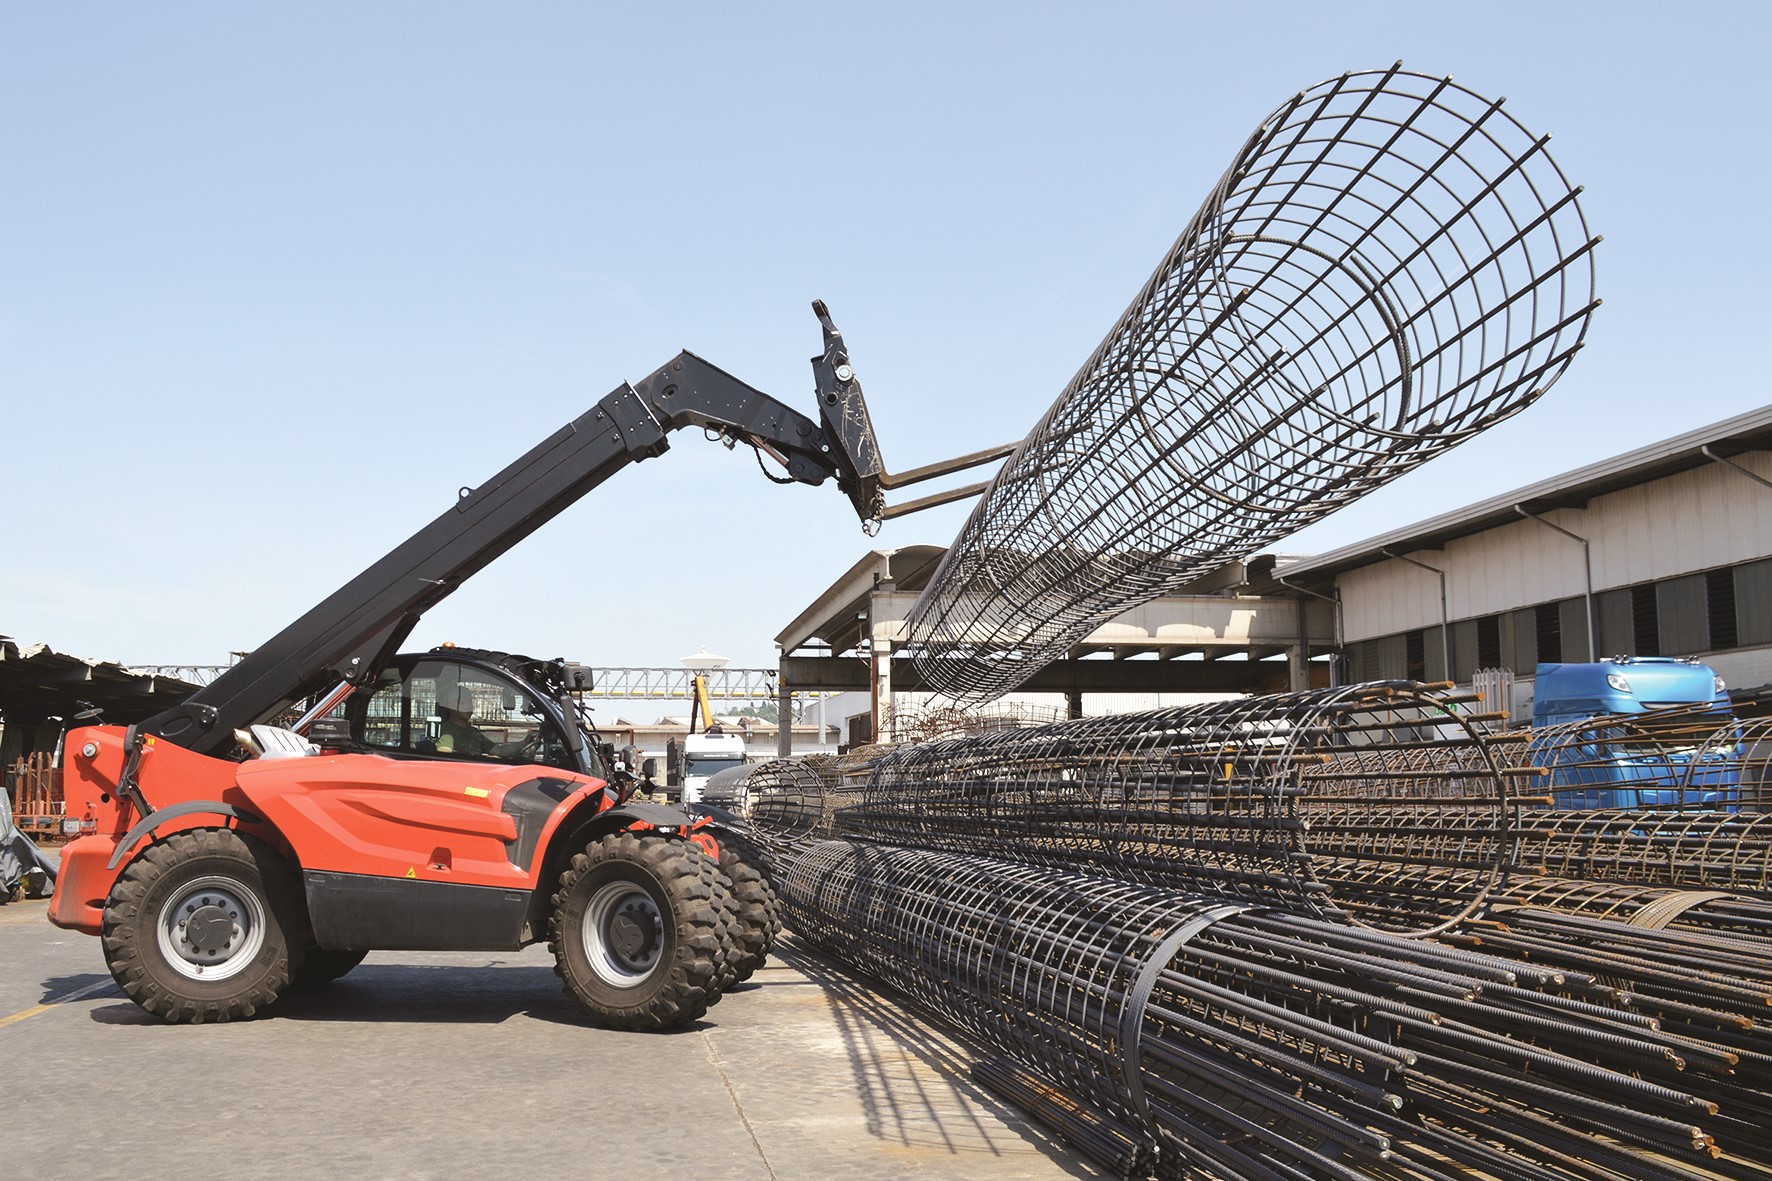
4,2,1769,670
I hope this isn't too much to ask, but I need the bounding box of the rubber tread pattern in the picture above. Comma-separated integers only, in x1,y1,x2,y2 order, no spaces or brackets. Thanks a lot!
717,838,782,984
101,828,306,1024
549,832,731,1030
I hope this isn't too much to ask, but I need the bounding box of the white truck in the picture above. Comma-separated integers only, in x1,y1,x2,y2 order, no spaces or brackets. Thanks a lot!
678,731,750,805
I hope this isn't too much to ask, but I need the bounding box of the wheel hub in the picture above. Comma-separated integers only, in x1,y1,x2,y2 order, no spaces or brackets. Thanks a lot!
182,904,238,953
155,876,267,981
609,902,659,965
583,880,666,987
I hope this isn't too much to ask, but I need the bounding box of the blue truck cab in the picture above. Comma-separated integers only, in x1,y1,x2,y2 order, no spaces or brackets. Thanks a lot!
1530,657,1735,809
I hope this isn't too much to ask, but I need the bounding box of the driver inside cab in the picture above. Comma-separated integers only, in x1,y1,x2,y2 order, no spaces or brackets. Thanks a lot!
436,685,495,758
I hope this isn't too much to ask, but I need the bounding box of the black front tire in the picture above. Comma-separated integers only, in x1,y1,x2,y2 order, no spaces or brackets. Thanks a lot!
101,828,306,1024
549,832,730,1030
717,838,781,985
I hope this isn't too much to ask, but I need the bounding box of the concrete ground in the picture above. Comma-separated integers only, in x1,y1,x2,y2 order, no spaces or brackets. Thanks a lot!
0,893,1097,1181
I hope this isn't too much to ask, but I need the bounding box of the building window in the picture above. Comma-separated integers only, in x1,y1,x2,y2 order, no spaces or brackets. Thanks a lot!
1708,568,1739,650
1476,615,1502,669
1405,630,1426,681
1535,602,1562,664
1509,607,1537,673
1596,588,1632,657
1358,640,1381,681
1731,559,1772,647
1631,584,1660,656
1657,573,1706,655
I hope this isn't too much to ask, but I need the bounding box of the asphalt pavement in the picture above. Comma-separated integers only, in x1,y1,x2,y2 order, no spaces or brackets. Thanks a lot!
0,894,1096,1181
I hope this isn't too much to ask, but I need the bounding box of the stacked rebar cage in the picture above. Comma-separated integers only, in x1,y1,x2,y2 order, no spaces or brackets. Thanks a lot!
740,691,1772,1178
724,64,1772,1181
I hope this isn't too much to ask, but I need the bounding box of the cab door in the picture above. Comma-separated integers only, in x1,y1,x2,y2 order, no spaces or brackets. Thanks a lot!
349,657,578,771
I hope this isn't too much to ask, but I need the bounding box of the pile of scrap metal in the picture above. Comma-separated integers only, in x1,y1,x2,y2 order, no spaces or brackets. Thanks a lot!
0,788,56,903
734,685,1772,1179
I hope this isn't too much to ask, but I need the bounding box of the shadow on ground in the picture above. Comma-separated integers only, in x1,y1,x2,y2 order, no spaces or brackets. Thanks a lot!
771,935,1101,1178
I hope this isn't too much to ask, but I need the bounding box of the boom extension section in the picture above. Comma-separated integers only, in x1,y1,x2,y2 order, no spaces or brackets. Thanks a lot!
142,304,887,757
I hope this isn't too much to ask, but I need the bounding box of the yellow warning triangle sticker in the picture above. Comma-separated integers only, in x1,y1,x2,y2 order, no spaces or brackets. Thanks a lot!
405,867,417,879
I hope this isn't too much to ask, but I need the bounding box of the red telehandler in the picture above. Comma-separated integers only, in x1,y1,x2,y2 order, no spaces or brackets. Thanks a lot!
48,303,887,1029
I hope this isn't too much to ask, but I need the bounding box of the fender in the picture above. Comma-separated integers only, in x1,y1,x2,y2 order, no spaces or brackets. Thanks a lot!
596,800,701,835
520,798,712,939
686,801,742,827
106,800,265,871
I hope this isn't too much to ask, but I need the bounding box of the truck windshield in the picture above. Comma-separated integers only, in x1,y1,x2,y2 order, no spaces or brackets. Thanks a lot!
686,756,747,778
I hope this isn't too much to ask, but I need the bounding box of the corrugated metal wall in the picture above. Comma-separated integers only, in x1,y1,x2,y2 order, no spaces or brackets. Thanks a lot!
1340,451,1772,644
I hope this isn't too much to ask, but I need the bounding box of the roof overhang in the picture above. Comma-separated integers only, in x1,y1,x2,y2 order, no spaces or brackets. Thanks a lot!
0,640,203,725
1276,402,1772,587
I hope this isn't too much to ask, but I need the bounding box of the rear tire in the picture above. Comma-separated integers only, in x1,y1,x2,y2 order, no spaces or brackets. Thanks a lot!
549,832,729,1030
101,828,305,1024
717,838,781,984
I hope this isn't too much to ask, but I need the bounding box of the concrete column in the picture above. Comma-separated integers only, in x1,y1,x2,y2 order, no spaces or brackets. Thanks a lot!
1288,645,1308,692
873,639,893,743
777,682,793,758
1066,689,1083,719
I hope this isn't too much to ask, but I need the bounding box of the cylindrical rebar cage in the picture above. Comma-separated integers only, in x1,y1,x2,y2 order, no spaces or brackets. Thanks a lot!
906,65,1599,703
833,681,1514,935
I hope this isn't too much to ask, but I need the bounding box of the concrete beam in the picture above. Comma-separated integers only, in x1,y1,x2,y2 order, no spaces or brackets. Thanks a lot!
778,655,1320,695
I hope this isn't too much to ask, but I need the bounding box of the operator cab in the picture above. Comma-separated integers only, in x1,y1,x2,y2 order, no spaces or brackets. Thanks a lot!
331,649,610,779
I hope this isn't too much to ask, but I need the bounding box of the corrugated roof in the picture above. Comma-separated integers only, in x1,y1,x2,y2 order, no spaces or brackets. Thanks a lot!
1276,402,1772,585
0,638,203,724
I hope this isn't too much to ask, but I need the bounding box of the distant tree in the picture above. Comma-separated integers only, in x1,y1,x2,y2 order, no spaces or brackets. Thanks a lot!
721,703,779,724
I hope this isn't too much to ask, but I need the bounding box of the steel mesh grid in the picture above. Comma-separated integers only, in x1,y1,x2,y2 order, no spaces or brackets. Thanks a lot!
775,840,1743,1179
905,65,1599,703
829,681,1514,935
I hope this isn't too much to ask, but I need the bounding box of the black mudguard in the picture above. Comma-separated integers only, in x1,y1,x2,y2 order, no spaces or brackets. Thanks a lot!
106,800,264,871
595,800,699,835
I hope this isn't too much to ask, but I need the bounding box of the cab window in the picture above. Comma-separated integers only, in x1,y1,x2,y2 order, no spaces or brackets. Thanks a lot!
355,660,576,770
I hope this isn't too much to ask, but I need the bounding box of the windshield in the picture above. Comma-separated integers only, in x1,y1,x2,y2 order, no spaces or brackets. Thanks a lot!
352,659,577,770
685,755,747,779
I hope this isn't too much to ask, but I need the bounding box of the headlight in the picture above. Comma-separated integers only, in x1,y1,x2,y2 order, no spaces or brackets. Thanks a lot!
1715,675,1728,693
1606,673,1632,693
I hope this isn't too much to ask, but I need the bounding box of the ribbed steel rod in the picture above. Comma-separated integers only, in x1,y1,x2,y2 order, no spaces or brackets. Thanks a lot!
775,840,1741,1179
1314,805,1772,896
770,682,1516,935
905,65,1598,704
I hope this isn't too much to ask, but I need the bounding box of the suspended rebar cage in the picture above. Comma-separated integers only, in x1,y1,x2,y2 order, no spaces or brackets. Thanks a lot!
907,65,1599,703
835,681,1515,935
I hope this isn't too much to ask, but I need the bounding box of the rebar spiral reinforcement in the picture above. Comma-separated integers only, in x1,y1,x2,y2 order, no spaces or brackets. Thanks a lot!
906,64,1599,703
827,681,1520,936
779,840,1743,1180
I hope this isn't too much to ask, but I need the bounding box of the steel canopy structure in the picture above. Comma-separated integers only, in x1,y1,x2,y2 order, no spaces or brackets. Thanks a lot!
906,64,1600,704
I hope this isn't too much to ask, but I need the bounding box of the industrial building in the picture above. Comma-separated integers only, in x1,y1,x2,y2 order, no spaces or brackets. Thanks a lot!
777,404,1772,739
1278,403,1772,720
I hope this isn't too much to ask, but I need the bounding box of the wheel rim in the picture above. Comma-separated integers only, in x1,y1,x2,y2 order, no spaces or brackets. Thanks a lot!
155,874,267,981
582,880,664,987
